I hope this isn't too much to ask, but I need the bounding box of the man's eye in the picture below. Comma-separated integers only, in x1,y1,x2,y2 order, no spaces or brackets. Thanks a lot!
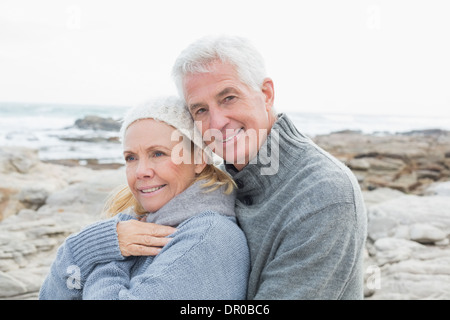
196,107,207,115
125,155,136,162
153,151,165,157
224,96,236,103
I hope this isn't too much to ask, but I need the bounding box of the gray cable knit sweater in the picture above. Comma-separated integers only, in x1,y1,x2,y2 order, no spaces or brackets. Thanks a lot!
225,113,368,300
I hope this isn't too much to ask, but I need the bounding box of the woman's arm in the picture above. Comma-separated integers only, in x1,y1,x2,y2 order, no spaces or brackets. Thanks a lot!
39,211,177,299
39,213,132,299
82,212,250,300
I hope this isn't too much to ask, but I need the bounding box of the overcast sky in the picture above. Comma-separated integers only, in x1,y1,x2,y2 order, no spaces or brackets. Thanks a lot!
1,0,449,116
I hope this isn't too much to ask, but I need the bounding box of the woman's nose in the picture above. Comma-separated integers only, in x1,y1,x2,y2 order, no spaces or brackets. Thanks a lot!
135,159,155,179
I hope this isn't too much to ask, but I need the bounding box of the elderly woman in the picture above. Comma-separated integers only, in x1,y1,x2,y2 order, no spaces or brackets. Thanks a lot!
39,96,250,300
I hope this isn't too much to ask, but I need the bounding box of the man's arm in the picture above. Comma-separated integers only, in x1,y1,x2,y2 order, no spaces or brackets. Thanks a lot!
116,218,175,256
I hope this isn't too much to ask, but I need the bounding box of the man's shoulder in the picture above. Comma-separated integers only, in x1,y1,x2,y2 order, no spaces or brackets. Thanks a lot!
288,141,357,186
277,138,364,210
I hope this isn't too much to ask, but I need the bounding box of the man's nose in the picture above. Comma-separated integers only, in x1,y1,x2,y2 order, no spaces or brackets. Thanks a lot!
209,106,230,131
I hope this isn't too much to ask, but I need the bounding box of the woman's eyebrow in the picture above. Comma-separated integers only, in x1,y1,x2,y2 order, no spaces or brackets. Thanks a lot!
123,145,172,155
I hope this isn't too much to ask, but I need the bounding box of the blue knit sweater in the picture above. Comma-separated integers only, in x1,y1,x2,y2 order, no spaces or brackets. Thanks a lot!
39,181,250,300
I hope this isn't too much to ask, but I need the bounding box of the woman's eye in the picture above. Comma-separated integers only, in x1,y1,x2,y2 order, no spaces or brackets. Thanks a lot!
153,151,165,157
125,155,136,162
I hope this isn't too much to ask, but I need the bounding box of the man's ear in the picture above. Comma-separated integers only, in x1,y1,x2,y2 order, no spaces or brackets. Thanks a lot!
261,77,275,110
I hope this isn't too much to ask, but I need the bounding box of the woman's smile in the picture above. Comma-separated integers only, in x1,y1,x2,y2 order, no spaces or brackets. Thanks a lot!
139,184,167,195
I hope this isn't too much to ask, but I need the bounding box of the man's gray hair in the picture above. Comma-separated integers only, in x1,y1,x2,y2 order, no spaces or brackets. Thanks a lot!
171,34,267,101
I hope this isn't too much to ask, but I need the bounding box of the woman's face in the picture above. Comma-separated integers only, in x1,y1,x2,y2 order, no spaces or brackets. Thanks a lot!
123,119,206,213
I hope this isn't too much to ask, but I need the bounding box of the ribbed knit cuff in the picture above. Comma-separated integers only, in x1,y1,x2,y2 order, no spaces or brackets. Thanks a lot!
66,216,131,280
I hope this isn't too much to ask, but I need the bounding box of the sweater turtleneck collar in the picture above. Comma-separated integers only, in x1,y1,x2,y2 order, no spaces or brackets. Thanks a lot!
143,179,236,227
225,113,310,199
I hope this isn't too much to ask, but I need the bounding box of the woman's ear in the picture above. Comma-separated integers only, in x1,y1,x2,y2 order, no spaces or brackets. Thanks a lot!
194,162,208,174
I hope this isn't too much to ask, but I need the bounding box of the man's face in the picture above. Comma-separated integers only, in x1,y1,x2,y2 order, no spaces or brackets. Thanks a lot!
183,60,276,170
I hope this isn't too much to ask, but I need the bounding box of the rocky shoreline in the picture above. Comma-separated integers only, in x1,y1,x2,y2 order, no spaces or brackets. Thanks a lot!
317,129,450,299
1,125,450,300
313,129,450,194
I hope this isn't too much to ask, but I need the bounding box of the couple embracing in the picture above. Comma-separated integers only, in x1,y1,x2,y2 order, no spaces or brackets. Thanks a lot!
40,35,367,300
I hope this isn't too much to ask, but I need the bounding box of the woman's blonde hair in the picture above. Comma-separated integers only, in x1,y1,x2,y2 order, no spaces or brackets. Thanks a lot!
102,163,236,218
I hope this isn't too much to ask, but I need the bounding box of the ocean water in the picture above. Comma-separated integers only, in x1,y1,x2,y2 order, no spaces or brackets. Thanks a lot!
0,102,129,163
1,102,450,164
287,112,450,136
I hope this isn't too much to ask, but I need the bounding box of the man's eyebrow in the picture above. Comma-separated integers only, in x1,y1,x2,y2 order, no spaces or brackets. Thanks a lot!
188,102,207,113
188,87,239,112
216,87,238,99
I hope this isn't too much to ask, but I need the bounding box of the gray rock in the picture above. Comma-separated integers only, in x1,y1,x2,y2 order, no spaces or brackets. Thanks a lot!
0,147,40,174
74,115,121,131
425,181,450,197
362,188,405,208
0,147,125,299
18,186,51,207
365,191,450,300
0,271,27,297
367,195,450,241
409,223,447,244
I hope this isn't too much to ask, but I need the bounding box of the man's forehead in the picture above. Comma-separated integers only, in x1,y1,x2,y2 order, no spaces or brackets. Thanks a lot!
184,61,238,84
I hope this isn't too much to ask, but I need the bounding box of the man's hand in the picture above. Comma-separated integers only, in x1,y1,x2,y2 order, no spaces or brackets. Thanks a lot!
117,220,177,256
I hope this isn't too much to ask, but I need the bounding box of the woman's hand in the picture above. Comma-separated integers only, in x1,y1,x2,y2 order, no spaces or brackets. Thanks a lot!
117,220,177,256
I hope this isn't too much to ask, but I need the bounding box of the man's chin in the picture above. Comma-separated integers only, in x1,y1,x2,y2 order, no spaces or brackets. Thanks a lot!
219,150,249,168
210,140,257,168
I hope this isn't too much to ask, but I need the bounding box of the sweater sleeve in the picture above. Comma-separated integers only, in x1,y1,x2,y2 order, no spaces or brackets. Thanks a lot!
253,202,364,300
82,212,250,300
39,213,134,300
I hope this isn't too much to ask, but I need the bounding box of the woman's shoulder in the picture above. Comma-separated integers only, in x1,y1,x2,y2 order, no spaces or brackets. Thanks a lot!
167,211,247,253
141,211,249,300
178,211,241,236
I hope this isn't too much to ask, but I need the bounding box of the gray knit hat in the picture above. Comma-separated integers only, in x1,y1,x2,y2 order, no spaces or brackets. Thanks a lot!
120,95,211,160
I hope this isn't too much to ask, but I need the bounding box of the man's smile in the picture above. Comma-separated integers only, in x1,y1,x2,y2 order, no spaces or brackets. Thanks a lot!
221,128,244,143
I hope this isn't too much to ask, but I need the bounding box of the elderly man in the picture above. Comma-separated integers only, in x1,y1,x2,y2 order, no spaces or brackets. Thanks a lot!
170,35,368,300
116,35,367,300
